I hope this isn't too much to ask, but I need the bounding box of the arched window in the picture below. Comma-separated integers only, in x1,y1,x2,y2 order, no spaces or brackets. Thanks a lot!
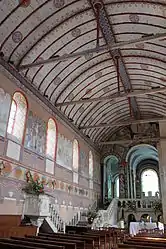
141,169,159,197
114,176,119,198
89,151,93,189
46,118,57,159
73,139,79,171
7,92,27,143
89,151,93,179
73,139,79,183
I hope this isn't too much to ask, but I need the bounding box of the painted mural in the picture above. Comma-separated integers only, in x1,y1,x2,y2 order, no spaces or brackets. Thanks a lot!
79,150,88,177
56,134,73,170
0,158,92,199
0,88,11,137
24,111,47,155
93,159,101,183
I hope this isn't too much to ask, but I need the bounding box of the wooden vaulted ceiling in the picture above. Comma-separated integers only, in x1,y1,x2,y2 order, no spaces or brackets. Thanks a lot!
0,0,166,147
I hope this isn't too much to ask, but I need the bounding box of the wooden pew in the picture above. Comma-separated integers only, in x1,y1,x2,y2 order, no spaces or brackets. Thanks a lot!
38,233,95,249
0,215,21,227
0,241,43,249
16,236,77,249
0,226,37,238
118,245,166,249
82,231,107,249
118,236,166,249
0,238,64,249
124,240,166,248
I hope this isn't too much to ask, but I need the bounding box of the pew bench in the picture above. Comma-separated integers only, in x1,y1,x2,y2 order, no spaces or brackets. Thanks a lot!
0,238,64,249
25,236,77,249
38,233,94,249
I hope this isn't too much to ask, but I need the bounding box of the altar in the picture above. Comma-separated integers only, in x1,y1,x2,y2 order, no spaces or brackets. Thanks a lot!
130,222,157,236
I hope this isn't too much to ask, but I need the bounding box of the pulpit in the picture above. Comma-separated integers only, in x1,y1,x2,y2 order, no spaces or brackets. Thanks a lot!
24,194,50,234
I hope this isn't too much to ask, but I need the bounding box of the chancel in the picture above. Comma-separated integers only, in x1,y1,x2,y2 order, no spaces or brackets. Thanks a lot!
0,0,166,248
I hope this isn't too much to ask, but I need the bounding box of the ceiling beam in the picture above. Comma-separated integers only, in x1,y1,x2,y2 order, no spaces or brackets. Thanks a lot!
18,32,166,71
79,117,166,130
99,137,164,145
89,0,139,118
56,86,166,107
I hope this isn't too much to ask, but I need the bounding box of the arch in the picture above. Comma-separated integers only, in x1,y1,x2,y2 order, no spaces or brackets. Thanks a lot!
141,169,159,197
73,139,79,184
7,91,28,143
103,155,119,200
46,118,57,159
126,144,158,171
126,144,157,162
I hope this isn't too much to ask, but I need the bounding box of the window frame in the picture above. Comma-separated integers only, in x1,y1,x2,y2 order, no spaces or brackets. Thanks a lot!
46,117,58,160
72,139,79,184
7,91,28,145
141,168,159,197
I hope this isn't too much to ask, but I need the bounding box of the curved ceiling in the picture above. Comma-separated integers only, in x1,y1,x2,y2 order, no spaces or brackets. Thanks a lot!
0,0,166,146
126,144,158,170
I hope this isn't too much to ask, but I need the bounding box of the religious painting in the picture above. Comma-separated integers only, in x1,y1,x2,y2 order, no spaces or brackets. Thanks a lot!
0,88,11,137
56,134,72,170
24,111,46,155
79,150,88,177
93,158,101,183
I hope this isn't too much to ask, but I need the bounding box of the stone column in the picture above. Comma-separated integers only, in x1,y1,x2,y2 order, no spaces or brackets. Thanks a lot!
158,121,166,223
119,166,125,198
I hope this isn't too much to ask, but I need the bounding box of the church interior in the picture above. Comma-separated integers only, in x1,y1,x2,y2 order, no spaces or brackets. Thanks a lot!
0,0,166,248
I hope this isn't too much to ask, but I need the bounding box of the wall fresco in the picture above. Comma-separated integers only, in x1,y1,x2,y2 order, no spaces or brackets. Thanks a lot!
56,134,73,170
0,158,97,200
0,88,11,137
93,159,101,183
79,150,88,177
24,111,47,155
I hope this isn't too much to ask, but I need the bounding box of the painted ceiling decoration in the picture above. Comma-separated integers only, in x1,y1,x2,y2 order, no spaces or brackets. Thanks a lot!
0,0,166,149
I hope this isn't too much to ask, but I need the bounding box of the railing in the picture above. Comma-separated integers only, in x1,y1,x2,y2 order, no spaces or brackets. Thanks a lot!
119,197,161,210
68,211,81,226
49,204,65,232
92,198,118,229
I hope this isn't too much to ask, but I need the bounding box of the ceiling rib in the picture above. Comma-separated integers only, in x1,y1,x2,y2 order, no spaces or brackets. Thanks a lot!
79,117,165,130
56,86,166,107
17,33,166,70
89,0,140,119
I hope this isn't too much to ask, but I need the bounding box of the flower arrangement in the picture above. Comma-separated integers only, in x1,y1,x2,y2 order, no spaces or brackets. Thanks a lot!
22,170,44,195
153,200,163,214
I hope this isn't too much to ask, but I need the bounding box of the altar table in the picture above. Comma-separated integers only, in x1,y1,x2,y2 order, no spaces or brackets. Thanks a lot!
130,222,157,236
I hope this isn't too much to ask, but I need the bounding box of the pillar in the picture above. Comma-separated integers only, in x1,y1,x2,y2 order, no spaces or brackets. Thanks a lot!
158,121,166,223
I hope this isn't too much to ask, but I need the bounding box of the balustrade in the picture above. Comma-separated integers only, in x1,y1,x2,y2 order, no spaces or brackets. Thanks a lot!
118,197,161,210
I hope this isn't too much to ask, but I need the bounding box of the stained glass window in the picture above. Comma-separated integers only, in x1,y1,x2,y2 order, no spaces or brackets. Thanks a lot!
73,139,79,183
89,151,93,179
46,118,57,159
7,100,16,134
7,92,27,143
73,139,79,171
141,169,159,196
